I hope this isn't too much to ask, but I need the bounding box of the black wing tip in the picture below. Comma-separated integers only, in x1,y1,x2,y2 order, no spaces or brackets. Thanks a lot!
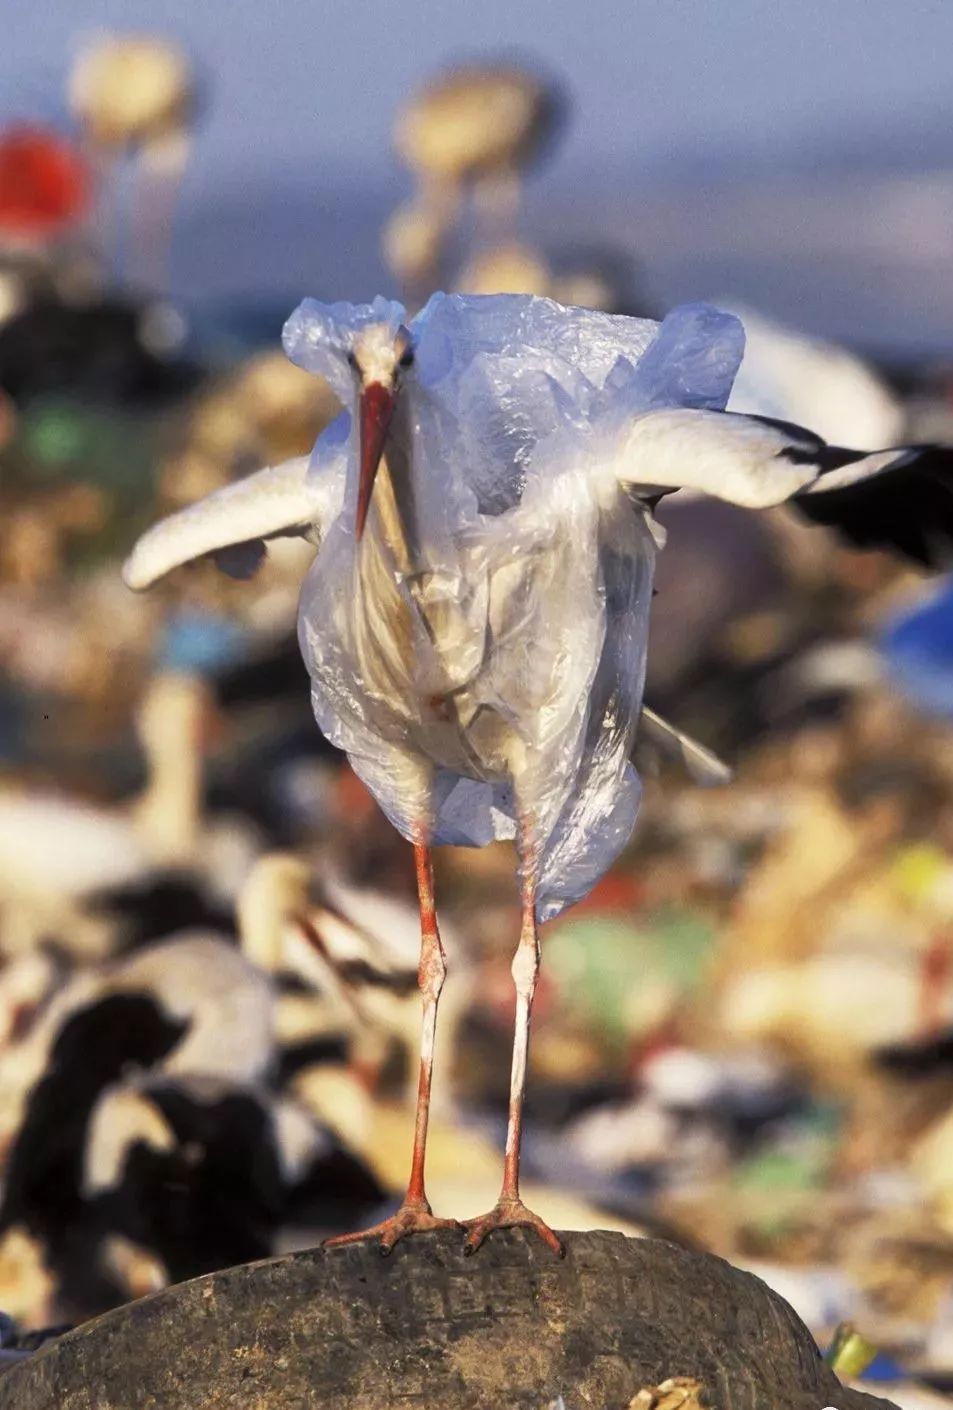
791,442,953,570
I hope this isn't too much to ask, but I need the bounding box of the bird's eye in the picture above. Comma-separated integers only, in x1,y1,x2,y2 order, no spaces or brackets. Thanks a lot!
398,346,415,369
346,349,358,370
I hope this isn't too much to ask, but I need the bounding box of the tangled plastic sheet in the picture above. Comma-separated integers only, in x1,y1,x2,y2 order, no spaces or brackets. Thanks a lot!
283,293,744,918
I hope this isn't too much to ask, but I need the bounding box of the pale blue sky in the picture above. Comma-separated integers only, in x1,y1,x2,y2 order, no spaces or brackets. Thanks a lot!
7,0,953,190
6,2,953,351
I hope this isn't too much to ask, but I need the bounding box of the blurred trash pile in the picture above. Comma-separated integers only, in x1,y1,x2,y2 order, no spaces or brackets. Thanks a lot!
3,38,953,1409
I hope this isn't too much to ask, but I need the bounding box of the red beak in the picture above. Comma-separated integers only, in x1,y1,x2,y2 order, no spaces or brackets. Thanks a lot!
356,381,395,540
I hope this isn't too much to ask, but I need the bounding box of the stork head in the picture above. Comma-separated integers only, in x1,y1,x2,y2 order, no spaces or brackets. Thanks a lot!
347,322,415,538
281,296,414,539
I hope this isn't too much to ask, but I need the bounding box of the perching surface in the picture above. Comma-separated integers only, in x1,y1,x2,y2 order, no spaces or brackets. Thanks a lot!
0,1229,897,1410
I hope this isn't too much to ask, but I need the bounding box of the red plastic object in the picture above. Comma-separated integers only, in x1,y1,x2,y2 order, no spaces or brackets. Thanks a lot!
0,125,89,238
574,870,645,914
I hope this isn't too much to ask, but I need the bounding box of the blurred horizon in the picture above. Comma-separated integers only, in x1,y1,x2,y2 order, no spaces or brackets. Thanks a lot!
4,0,953,354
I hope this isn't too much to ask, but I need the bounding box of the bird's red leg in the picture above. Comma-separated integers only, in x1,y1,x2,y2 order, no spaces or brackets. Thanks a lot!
462,823,564,1257
325,838,459,1254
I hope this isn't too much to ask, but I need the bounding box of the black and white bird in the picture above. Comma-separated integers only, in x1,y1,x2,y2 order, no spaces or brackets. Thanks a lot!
0,933,274,1153
236,852,470,1113
80,1074,386,1288
0,672,259,966
0,936,384,1323
123,293,953,1257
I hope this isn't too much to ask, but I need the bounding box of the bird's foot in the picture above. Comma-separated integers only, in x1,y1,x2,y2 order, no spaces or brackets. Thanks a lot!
323,1200,460,1256
462,1197,565,1257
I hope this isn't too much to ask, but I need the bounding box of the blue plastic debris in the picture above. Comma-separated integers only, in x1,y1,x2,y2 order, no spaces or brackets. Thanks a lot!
880,578,953,718
158,611,247,677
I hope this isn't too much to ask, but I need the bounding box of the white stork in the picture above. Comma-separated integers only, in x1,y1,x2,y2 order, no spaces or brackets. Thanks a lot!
124,292,953,1254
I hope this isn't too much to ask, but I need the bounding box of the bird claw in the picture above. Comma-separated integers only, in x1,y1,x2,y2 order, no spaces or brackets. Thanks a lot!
323,1201,461,1256
461,1198,565,1257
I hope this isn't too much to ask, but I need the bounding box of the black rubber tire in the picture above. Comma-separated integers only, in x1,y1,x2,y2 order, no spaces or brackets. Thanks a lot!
0,1229,899,1410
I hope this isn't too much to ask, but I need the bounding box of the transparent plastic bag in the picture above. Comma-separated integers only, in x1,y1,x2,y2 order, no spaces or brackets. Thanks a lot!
286,293,743,918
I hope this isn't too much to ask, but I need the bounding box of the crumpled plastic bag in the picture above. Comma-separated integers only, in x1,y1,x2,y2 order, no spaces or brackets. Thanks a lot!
284,292,743,919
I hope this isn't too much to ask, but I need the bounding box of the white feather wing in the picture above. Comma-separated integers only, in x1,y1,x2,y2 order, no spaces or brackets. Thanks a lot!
123,454,345,590
606,409,820,508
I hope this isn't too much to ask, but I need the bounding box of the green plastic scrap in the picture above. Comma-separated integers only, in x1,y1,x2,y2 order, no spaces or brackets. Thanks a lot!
824,1322,877,1378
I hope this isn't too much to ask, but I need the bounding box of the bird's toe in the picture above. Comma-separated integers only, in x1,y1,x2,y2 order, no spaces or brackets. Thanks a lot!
324,1201,460,1256
462,1199,564,1258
